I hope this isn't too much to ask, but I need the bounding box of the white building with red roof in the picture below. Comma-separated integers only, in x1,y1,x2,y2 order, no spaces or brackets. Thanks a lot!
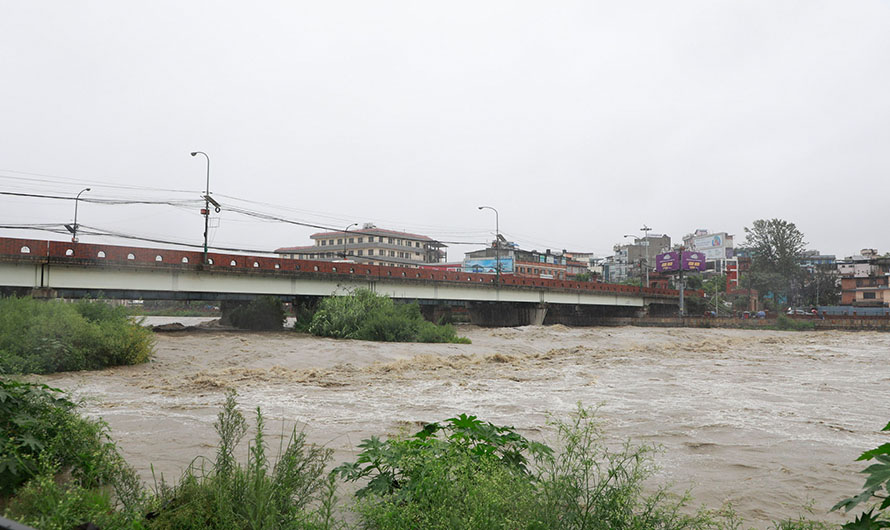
274,223,447,268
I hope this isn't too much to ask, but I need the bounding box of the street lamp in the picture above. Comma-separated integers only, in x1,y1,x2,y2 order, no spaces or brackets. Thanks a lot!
342,222,358,259
71,187,90,243
190,151,211,264
640,224,651,288
478,206,500,285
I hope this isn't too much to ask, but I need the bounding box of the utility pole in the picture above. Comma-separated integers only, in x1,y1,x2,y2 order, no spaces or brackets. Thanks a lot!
190,151,213,265
640,224,651,288
70,188,90,243
478,206,500,286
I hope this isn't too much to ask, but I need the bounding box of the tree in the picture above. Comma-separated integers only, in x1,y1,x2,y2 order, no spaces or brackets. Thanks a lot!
742,219,807,308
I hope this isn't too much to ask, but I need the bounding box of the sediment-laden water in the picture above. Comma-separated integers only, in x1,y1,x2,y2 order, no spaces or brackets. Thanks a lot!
36,322,890,527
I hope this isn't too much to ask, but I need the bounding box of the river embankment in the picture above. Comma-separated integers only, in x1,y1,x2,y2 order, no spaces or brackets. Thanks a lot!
34,324,890,528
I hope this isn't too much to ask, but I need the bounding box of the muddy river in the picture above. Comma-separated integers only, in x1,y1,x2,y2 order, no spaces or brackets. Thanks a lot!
37,322,890,527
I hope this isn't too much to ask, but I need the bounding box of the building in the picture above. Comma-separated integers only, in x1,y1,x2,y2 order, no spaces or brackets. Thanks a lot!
602,234,671,283
274,223,447,268
682,229,734,273
463,238,571,280
800,250,836,272
838,250,890,307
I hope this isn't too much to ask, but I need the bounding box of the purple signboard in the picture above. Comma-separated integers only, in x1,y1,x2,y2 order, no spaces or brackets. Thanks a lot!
657,251,706,272
681,251,706,271
656,251,679,272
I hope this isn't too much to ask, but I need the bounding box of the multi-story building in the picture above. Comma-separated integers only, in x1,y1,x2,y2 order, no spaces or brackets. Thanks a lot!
838,250,890,307
800,250,836,272
682,229,734,273
274,223,447,268
603,234,671,283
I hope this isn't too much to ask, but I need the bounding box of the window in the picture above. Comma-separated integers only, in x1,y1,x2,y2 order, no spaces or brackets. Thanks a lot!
156,255,163,262
388,238,393,244
368,249,374,256
416,242,421,248
337,238,343,245
181,257,189,263
97,251,106,258
321,240,326,246
348,237,354,244
358,250,363,256
20,246,30,253
389,251,395,257
863,292,877,299
348,251,354,256
358,237,363,243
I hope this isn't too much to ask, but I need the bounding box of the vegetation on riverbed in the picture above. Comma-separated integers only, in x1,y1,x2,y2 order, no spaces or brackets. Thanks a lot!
226,296,287,331
3,386,862,529
0,297,154,374
302,289,471,344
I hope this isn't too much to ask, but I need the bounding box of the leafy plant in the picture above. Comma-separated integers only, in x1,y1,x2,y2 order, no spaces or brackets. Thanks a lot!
832,421,890,529
145,390,338,529
306,288,470,344
0,296,154,374
0,379,134,498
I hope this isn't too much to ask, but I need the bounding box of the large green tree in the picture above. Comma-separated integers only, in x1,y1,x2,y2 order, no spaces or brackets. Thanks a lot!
742,218,807,308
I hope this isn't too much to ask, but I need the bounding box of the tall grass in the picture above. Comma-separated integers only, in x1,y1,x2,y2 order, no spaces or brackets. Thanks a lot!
306,289,470,344
144,391,340,529
0,297,154,374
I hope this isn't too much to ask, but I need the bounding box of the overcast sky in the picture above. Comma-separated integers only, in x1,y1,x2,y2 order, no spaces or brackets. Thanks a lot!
2,1,888,261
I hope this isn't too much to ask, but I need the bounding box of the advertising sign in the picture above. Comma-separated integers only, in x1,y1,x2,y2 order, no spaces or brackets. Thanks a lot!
693,233,732,260
463,257,514,274
656,251,706,272
681,251,706,271
656,252,680,272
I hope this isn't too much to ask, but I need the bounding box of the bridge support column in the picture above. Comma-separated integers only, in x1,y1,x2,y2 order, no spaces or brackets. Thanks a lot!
419,304,453,324
468,302,548,327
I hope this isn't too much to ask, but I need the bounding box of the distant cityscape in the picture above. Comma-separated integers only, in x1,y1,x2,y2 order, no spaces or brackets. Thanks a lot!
274,223,889,311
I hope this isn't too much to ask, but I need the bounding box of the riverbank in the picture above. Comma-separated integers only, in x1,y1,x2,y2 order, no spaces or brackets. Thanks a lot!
602,316,890,331
33,325,890,528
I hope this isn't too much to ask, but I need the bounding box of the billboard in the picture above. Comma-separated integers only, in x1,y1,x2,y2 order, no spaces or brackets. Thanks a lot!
692,232,732,260
463,257,514,274
656,251,680,272
682,251,706,271
656,251,706,272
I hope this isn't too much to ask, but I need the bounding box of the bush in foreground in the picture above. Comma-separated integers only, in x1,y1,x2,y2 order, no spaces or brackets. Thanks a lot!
306,289,470,344
143,390,338,530
0,297,154,374
1,379,142,529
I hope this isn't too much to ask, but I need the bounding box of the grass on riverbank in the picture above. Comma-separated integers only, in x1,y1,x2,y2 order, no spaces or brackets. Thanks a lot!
303,289,470,344
0,297,154,374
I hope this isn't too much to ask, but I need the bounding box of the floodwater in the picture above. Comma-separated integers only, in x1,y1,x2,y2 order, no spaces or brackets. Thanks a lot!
37,322,890,527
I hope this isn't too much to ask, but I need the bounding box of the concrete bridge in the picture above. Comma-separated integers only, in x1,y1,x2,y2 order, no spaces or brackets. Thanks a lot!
0,237,693,326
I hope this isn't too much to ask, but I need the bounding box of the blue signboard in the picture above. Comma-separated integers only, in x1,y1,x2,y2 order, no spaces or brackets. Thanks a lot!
463,257,514,274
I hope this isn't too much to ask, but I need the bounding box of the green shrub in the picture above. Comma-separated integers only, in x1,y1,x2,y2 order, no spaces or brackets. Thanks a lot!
144,391,339,530
0,297,154,374
306,289,470,344
227,296,287,331
772,315,816,331
0,379,140,505
337,409,748,529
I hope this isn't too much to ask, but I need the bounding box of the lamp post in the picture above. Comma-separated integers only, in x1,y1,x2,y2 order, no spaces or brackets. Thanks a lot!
72,187,90,243
190,151,211,264
342,222,358,259
478,206,500,285
640,224,651,288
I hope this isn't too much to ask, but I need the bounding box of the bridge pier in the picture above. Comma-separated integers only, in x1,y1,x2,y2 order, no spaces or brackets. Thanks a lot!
468,302,548,327
419,304,453,324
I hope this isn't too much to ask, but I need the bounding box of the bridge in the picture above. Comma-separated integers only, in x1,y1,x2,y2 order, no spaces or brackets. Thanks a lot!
0,237,695,326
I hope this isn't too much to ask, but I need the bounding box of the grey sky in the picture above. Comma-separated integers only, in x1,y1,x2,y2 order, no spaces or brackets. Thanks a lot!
2,1,888,261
